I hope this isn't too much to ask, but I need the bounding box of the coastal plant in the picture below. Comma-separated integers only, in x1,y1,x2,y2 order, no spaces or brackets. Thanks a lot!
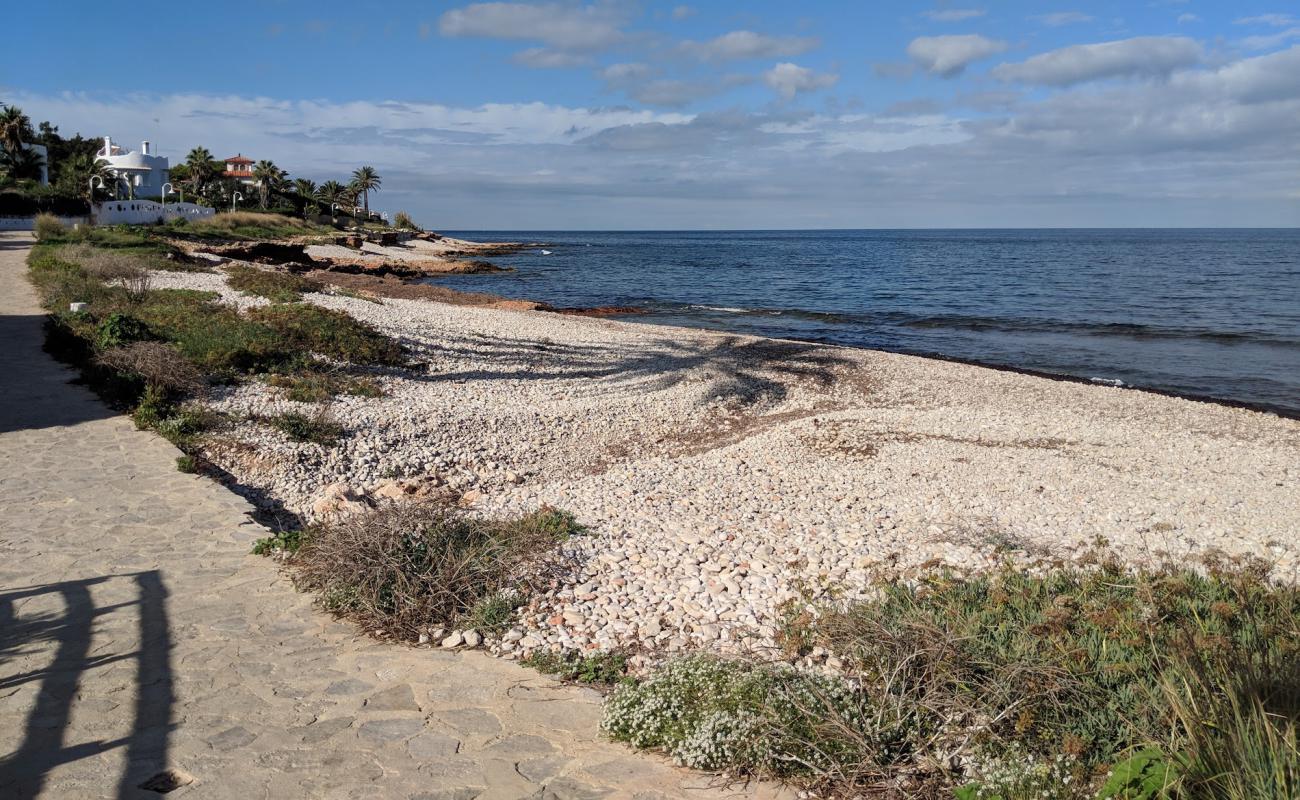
466,590,525,633
265,369,384,402
1165,656,1300,799
954,745,1086,800
34,212,65,241
252,527,308,557
799,559,1300,773
602,654,920,785
224,264,322,303
262,409,345,446
98,341,206,397
181,211,328,241
94,311,151,349
524,649,631,687
247,303,404,366
290,503,581,639
175,454,199,474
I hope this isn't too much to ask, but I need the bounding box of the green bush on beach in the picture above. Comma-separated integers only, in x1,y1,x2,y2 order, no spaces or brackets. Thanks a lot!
288,504,585,639
225,263,323,303
606,559,1300,798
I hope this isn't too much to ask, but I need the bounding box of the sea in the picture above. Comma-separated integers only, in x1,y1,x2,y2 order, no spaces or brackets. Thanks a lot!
432,229,1300,418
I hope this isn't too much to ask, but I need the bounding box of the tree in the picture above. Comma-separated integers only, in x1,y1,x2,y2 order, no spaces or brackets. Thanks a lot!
318,180,347,213
57,152,112,200
0,105,34,158
252,159,281,209
184,146,219,198
0,145,44,182
292,178,318,217
350,166,381,217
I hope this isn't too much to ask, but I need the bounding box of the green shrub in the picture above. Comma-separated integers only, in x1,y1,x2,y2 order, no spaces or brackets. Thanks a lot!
253,528,308,556
263,410,345,446
524,649,630,686
247,303,403,365
1166,658,1300,799
176,455,199,473
94,312,151,349
466,591,524,633
180,211,331,241
290,503,577,639
954,745,1084,800
225,264,323,303
603,654,917,782
266,370,384,402
804,561,1300,772
34,213,66,241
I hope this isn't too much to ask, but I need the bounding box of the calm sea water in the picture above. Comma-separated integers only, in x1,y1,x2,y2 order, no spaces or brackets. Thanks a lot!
433,230,1300,417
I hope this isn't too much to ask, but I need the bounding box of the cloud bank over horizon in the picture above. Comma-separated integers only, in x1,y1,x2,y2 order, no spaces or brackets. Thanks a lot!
4,1,1298,229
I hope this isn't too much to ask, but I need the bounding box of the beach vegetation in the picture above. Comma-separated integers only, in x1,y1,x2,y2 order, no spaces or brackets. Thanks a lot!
265,369,385,402
33,212,65,241
607,559,1300,797
524,649,632,687
260,409,345,446
174,211,332,241
393,210,420,231
288,503,582,639
224,264,323,302
246,302,404,366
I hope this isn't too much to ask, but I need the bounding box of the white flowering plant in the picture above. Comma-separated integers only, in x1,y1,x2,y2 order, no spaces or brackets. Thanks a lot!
601,654,920,781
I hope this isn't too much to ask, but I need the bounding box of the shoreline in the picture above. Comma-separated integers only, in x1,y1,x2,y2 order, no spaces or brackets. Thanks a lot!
143,254,1300,661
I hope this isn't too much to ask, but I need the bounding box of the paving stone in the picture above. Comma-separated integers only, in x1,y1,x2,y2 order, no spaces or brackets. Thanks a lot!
407,731,462,760
435,707,504,736
364,684,421,712
357,717,426,743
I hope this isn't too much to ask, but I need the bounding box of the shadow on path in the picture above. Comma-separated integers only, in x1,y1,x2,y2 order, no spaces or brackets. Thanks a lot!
0,572,175,800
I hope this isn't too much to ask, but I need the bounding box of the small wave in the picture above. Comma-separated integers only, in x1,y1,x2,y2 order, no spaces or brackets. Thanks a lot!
1090,377,1125,387
688,304,751,314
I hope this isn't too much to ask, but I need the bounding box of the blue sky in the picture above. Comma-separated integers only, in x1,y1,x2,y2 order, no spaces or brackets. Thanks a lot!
4,1,1299,228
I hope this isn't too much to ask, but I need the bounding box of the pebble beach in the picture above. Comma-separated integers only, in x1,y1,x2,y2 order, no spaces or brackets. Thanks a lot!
149,259,1300,662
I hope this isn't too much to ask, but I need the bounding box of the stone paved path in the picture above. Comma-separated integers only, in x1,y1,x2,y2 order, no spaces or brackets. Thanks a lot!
0,232,783,800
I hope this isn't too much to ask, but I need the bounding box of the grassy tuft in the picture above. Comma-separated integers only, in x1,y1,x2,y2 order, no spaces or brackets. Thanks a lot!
524,649,631,687
266,369,384,403
225,264,323,303
261,409,345,446
34,213,66,241
247,303,404,366
177,211,333,241
290,503,578,639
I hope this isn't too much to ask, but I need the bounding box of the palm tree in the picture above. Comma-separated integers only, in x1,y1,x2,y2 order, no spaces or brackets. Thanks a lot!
1,145,44,182
184,146,218,198
317,180,347,214
292,178,318,217
350,166,381,217
0,105,33,158
252,159,281,209
58,152,112,200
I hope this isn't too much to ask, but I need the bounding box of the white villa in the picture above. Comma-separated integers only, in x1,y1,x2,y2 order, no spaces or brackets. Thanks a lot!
99,137,169,199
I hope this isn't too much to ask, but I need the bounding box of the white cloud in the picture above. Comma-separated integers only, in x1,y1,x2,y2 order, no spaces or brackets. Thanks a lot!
439,2,626,50
906,34,1008,77
513,48,591,68
1234,14,1297,27
922,8,986,22
1238,27,1300,50
599,62,653,83
1031,12,1094,27
992,37,1202,86
762,63,839,100
671,5,695,21
680,30,820,62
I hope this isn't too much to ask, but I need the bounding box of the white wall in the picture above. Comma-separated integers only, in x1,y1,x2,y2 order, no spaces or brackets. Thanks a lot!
93,201,215,225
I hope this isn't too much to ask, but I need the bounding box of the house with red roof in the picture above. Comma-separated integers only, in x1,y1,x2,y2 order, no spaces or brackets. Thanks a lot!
223,154,255,184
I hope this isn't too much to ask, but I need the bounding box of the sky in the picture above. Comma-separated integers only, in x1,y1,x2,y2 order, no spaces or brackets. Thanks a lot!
3,1,1299,229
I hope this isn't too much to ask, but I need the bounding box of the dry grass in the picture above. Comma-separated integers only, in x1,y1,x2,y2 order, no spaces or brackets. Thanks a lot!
290,503,582,639
97,341,207,397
